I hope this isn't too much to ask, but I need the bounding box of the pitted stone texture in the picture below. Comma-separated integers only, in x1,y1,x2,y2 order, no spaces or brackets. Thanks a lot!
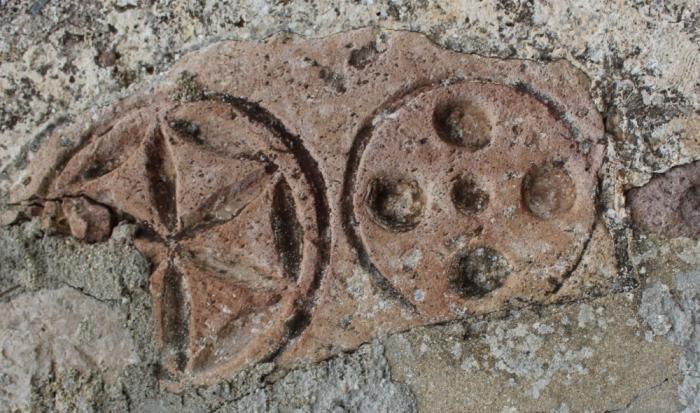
352,81,599,317
628,161,700,239
8,29,604,386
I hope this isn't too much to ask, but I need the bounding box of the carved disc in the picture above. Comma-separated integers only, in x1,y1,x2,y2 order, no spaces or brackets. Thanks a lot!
47,98,329,385
349,81,599,317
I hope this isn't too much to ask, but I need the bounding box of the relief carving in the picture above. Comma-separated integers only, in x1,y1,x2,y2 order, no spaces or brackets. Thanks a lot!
7,29,606,386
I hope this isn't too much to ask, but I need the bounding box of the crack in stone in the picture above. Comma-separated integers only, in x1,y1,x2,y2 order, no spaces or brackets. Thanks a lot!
0,285,21,300
59,281,120,305
604,376,676,412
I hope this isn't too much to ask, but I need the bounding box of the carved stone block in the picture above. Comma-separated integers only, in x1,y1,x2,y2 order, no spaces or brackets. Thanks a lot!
8,29,605,387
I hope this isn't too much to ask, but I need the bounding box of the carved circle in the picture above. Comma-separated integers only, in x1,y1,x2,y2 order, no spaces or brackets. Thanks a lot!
344,80,599,317
48,96,330,385
522,163,576,219
365,176,425,232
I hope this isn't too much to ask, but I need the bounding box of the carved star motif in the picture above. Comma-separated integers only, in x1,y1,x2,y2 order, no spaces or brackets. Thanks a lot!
49,100,308,380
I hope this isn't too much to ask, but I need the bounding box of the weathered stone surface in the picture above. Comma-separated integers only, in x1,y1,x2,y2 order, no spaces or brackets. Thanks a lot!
632,234,700,413
202,341,416,413
384,292,684,413
0,0,698,410
628,161,700,239
0,220,150,302
132,341,416,413
7,29,606,386
0,288,138,412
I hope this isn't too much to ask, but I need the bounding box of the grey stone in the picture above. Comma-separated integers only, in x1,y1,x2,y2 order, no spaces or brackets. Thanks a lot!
640,272,700,413
217,341,416,413
0,288,138,412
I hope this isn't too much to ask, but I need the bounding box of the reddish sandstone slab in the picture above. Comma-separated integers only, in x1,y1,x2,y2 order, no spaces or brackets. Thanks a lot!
628,161,700,239
8,29,605,386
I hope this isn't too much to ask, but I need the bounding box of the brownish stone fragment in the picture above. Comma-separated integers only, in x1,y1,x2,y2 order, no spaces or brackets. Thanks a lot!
39,201,68,235
8,29,605,386
62,197,113,242
629,161,700,239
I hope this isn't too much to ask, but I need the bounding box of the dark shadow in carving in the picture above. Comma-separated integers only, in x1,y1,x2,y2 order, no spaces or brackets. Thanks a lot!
452,175,489,215
208,91,331,355
271,178,304,281
144,128,177,232
433,100,492,151
364,176,424,232
167,118,204,145
448,246,510,298
161,262,190,373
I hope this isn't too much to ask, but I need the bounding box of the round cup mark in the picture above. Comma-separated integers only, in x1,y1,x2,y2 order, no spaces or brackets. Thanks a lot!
448,246,511,298
452,175,489,215
365,176,425,232
522,162,576,220
433,99,492,151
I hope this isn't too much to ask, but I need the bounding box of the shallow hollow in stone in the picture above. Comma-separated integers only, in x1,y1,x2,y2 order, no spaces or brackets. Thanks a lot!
522,162,576,219
432,100,492,151
364,176,425,232
448,246,511,298
451,175,489,215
